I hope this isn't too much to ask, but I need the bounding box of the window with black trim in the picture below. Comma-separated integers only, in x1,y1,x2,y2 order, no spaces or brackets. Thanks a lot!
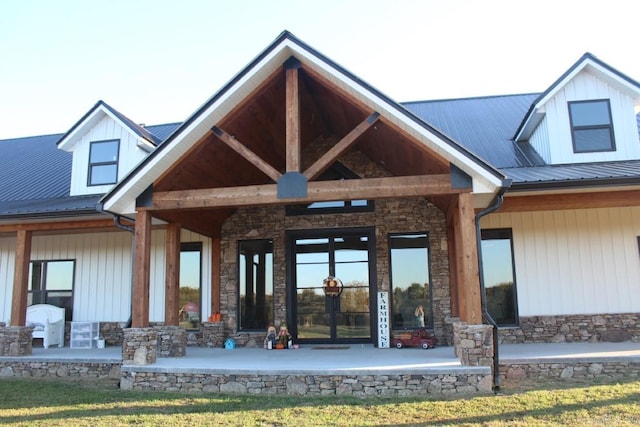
568,100,615,153
480,229,518,326
29,260,74,321
389,233,432,329
179,242,202,330
286,162,373,215
238,239,274,330
88,139,120,185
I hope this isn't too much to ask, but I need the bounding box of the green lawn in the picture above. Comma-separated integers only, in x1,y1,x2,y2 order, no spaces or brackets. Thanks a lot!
0,376,638,426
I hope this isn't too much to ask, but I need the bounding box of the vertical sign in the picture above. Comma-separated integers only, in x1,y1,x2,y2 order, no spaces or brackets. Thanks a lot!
377,291,390,348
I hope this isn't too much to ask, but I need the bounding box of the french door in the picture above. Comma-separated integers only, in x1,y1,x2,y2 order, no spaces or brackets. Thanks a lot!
287,228,376,343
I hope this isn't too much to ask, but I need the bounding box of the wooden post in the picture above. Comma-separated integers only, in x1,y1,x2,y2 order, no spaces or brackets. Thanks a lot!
454,192,481,323
164,222,181,326
132,210,152,328
447,218,459,318
10,230,32,326
285,61,300,173
211,236,221,315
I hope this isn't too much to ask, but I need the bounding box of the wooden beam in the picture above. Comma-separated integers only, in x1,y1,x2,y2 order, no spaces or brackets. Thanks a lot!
285,64,300,172
0,218,125,233
164,222,181,326
152,174,460,210
211,236,221,315
446,216,459,318
304,112,380,180
453,192,481,324
10,230,32,326
500,190,640,212
132,210,152,328
211,126,282,182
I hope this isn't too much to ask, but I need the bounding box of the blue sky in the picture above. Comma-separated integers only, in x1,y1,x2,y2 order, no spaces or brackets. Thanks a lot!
1,0,638,139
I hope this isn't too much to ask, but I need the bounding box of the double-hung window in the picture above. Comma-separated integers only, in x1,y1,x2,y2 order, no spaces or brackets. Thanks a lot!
480,229,518,326
88,139,120,186
568,100,615,153
29,260,75,321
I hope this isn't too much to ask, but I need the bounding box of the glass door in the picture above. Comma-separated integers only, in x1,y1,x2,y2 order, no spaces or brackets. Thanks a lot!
289,228,375,343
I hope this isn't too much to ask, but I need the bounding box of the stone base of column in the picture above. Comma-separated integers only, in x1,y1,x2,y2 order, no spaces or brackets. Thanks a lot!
122,328,158,365
155,326,186,357
201,322,225,348
0,326,33,356
453,322,494,367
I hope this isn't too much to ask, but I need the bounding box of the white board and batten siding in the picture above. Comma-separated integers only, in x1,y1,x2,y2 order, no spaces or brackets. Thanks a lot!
0,229,212,324
482,206,640,317
530,71,640,165
69,114,149,197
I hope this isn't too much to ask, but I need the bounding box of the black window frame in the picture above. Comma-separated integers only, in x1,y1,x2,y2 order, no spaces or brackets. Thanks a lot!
88,139,120,186
237,239,274,331
480,228,519,327
179,242,203,330
568,99,616,153
29,259,75,321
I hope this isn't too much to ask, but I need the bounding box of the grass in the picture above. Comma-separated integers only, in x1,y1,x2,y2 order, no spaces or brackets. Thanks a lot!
0,376,638,426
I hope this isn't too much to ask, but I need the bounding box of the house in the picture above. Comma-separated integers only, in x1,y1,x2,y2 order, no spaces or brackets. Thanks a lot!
1,31,638,367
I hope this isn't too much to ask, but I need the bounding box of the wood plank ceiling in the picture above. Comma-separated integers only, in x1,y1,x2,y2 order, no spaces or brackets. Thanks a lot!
151,63,451,237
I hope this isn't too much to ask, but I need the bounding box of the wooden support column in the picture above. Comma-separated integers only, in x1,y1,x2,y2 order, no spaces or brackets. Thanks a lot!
285,58,301,173
447,218,459,318
211,236,221,315
164,222,181,326
10,230,32,326
453,192,481,324
132,210,152,328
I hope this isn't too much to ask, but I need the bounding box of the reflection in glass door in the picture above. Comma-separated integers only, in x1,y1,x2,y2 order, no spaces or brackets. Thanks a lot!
289,228,375,343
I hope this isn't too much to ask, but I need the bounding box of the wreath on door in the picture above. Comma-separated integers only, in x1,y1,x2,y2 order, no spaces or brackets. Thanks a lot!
323,276,343,296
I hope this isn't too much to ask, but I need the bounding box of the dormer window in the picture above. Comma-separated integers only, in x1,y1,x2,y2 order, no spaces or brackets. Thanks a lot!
88,139,120,186
568,99,615,153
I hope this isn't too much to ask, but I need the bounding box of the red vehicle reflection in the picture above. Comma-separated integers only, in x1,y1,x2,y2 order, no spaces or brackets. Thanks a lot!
391,329,437,349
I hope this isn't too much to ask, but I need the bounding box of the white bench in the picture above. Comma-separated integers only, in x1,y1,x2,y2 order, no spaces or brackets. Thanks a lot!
26,304,65,348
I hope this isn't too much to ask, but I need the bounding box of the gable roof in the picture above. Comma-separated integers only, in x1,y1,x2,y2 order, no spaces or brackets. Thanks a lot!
514,52,640,142
101,31,507,215
57,100,161,152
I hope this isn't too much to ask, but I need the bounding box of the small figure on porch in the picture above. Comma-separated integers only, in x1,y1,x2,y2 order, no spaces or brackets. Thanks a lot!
264,325,277,350
414,304,425,328
277,323,292,349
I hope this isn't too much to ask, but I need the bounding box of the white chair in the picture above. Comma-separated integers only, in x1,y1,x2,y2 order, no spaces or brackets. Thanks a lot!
26,304,65,348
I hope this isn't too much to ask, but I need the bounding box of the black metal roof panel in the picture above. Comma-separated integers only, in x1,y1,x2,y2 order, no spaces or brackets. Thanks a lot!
144,122,181,142
0,195,102,218
503,160,640,189
402,94,540,169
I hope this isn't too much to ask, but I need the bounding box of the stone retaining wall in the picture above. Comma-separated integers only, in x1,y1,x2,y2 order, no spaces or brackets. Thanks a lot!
500,360,640,382
0,361,121,379
499,313,640,344
119,370,492,396
0,326,33,356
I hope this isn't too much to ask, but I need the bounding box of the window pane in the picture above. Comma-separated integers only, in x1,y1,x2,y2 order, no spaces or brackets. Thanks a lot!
389,233,431,329
481,230,517,326
90,140,119,163
90,164,117,185
570,101,610,127
179,249,201,329
45,261,74,290
239,240,273,330
574,128,613,152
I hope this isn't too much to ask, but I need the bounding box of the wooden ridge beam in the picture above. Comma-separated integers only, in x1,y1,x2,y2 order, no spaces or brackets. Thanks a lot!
211,126,282,183
304,112,380,180
152,174,459,210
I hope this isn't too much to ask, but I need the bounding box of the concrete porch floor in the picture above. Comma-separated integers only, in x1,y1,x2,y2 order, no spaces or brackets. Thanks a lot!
8,341,640,374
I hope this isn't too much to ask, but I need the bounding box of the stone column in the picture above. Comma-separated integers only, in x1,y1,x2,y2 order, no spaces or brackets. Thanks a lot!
202,322,225,348
0,325,33,356
155,326,186,357
122,328,158,365
453,322,493,367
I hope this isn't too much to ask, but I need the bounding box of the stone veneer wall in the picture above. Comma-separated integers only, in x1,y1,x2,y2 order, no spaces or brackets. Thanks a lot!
500,360,640,382
120,370,492,395
498,313,640,344
219,146,451,345
122,328,157,365
0,361,121,379
0,326,33,356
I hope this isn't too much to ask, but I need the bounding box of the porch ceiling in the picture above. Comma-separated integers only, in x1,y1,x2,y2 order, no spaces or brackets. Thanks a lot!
150,65,451,236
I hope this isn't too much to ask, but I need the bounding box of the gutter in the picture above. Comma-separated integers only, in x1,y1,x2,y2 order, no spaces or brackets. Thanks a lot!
475,181,511,393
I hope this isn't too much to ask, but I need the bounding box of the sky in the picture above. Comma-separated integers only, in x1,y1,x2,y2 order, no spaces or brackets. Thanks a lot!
1,0,638,139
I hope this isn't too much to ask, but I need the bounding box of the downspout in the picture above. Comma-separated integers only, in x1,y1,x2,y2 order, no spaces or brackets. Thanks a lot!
112,214,135,329
475,181,511,393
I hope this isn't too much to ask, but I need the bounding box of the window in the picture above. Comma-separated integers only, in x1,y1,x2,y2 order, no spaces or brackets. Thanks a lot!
29,260,75,321
568,100,615,153
238,239,274,330
88,139,120,185
480,229,518,326
389,233,432,329
179,242,202,330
